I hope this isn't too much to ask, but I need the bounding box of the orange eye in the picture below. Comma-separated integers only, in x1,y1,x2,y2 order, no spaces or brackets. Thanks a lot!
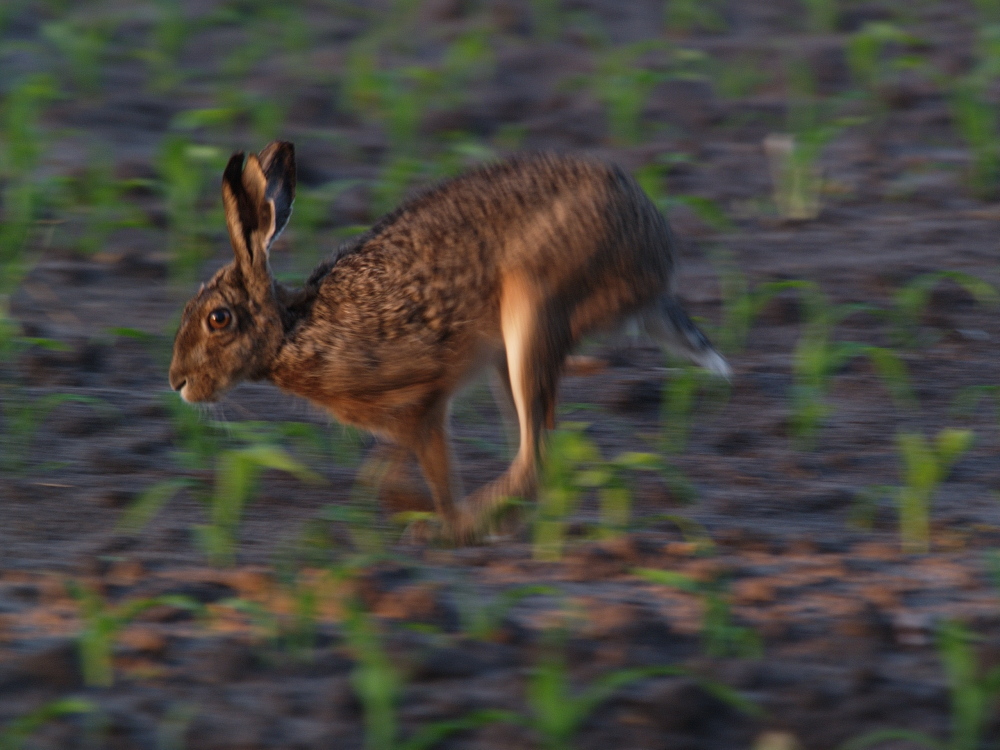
207,308,232,330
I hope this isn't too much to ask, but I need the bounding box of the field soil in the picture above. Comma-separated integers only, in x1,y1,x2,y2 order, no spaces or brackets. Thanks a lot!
2,1,1000,748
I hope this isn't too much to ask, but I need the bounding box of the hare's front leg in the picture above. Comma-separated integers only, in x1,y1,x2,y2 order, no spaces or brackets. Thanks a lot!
408,397,463,533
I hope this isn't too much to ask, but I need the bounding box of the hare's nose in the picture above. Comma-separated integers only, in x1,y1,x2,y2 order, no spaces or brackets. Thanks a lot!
169,375,186,392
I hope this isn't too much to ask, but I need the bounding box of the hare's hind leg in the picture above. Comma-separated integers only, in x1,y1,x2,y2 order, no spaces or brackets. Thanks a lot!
454,279,562,541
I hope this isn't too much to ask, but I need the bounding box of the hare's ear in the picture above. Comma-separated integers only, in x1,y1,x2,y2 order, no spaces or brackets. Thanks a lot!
221,142,296,277
222,151,264,276
257,140,296,244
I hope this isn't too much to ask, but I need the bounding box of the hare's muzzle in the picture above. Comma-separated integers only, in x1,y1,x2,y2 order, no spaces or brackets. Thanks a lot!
168,370,188,400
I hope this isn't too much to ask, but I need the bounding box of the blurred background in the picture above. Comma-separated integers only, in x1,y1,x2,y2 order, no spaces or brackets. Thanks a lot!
3,2,1000,748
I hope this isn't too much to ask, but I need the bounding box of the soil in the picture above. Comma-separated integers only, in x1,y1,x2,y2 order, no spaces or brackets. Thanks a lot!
2,1,1000,748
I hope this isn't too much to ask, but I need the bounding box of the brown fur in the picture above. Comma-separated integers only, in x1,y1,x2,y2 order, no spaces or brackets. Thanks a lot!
169,143,728,542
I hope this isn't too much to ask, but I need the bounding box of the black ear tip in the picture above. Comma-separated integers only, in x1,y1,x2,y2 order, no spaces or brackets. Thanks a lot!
223,151,247,187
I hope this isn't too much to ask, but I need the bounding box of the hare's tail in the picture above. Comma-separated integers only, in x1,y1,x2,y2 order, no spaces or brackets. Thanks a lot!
641,294,731,379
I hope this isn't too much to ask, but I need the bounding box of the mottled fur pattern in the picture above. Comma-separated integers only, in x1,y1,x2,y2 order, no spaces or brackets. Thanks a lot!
169,142,729,542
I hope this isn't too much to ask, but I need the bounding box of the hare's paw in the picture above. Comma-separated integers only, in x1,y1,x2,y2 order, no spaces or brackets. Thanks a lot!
443,504,486,546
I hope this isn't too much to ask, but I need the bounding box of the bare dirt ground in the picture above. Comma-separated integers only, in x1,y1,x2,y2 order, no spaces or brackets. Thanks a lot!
2,1,1000,748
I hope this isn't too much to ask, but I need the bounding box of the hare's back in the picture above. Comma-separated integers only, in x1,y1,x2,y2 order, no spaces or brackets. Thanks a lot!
311,153,670,344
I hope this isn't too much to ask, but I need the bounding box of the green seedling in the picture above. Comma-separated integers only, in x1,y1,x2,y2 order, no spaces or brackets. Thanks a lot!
196,443,324,567
534,425,660,558
221,571,323,661
139,0,189,93
575,443,663,539
54,151,149,256
849,484,893,531
952,385,1000,423
0,391,111,472
944,24,1000,198
217,89,287,143
664,0,727,34
790,285,914,447
710,254,815,353
766,64,860,220
974,0,1000,23
886,270,999,348
156,703,197,750
123,414,327,563
41,16,116,94
67,581,201,687
0,698,94,750
0,75,58,298
801,0,838,32
535,425,594,560
893,429,973,554
342,600,514,750
164,397,225,470
635,156,734,231
841,620,1000,750
457,584,558,641
156,135,223,281
984,549,1000,592
636,568,763,658
660,365,719,455
711,55,772,99
846,22,923,112
520,628,759,750
439,26,495,108
530,0,563,41
525,636,687,750
592,41,670,146
286,180,362,270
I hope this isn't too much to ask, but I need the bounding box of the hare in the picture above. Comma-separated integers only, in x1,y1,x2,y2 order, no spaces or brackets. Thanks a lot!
168,141,730,542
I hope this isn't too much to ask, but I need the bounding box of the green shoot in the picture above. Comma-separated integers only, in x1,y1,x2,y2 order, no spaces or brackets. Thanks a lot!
54,149,149,256
801,0,838,32
41,16,115,94
0,698,94,750
894,429,974,554
664,0,727,34
660,366,703,454
944,23,1000,198
534,424,601,561
140,0,189,93
592,41,667,146
846,22,922,113
116,477,194,535
530,0,563,41
156,136,223,281
67,582,201,687
840,620,1000,750
635,157,734,231
635,568,763,658
789,284,913,447
710,253,817,354
457,584,558,641
342,599,514,750
0,75,58,301
766,63,860,220
952,385,1000,423
887,270,999,348
196,443,324,567
0,392,111,473
526,632,679,750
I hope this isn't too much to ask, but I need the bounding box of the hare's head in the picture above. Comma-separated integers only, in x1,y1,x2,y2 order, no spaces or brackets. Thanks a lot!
168,141,296,403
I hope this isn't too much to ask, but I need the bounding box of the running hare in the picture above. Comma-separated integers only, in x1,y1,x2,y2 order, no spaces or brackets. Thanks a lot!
169,142,730,542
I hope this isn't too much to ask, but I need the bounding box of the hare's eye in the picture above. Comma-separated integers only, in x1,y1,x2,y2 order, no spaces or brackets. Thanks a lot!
207,308,232,331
